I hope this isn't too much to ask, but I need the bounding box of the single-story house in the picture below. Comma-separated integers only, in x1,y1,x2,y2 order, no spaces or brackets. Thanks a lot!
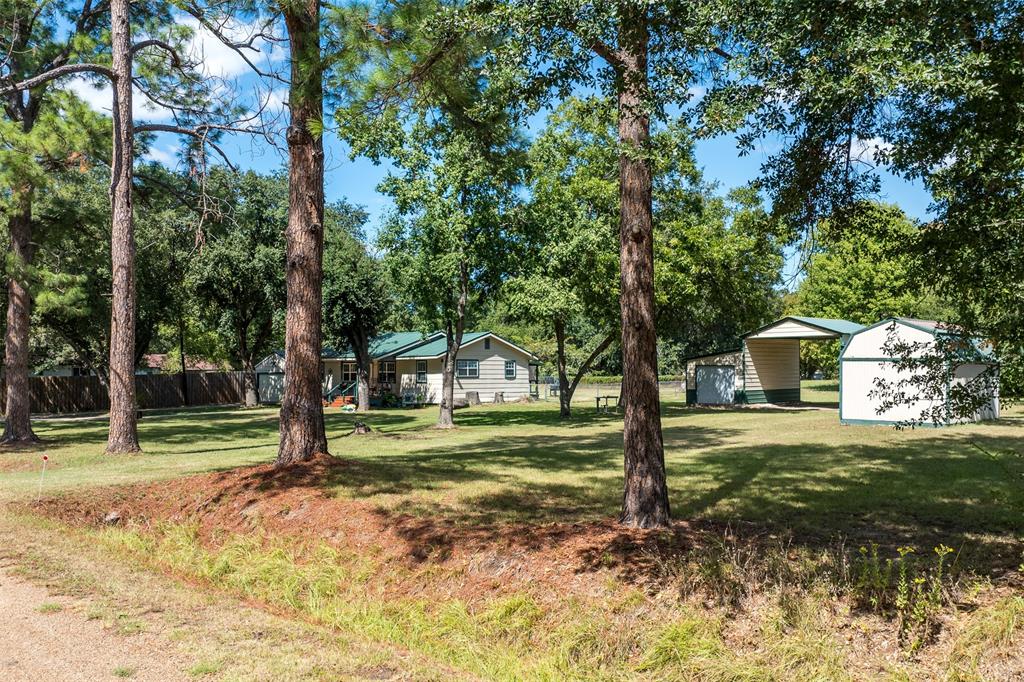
256,331,539,405
683,316,999,426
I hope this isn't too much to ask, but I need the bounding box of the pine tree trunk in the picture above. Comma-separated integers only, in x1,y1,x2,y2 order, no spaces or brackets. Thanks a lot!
616,6,670,528
105,0,140,454
554,318,572,418
2,187,39,444
277,0,328,465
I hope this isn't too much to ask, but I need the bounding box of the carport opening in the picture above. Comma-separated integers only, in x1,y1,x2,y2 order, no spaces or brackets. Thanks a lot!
740,317,862,407
684,317,863,408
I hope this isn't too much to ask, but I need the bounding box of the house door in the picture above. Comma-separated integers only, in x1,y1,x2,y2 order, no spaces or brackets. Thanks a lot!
696,366,735,405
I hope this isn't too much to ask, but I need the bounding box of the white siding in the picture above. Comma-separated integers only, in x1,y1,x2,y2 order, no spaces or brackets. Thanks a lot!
840,360,944,424
746,319,837,340
952,363,1000,421
397,358,443,403
395,338,532,403
322,359,344,392
843,321,935,359
254,354,285,373
452,339,532,402
743,339,799,391
840,321,999,424
257,373,284,403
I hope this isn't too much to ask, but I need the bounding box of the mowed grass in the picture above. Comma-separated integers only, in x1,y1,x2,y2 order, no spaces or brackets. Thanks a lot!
2,384,1022,556
2,384,1023,680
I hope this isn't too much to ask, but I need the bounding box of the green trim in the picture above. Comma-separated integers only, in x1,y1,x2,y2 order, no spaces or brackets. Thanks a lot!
841,418,945,428
744,388,800,404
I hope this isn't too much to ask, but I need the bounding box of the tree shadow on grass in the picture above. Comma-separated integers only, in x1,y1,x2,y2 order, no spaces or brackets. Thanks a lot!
334,426,1023,574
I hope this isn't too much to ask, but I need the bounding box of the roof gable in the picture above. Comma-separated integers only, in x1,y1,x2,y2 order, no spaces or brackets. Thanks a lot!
744,316,865,340
394,332,537,360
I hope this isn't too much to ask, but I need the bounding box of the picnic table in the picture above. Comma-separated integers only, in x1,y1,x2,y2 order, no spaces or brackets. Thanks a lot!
595,395,620,414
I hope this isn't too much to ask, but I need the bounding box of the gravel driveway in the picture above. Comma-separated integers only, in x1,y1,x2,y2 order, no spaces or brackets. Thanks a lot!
0,568,188,681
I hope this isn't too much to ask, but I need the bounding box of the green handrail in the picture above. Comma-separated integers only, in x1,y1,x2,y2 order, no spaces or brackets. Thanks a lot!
324,381,357,401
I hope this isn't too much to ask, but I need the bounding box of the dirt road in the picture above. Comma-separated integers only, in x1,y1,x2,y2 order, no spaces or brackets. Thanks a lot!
0,567,188,681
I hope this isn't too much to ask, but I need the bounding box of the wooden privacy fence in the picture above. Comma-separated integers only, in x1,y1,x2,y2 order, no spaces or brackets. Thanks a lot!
0,372,246,415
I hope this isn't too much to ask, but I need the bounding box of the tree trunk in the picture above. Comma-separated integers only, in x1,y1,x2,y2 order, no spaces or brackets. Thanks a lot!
353,332,371,412
242,359,258,407
178,311,189,406
437,321,459,428
2,187,39,444
105,0,140,454
566,331,616,417
554,318,572,418
239,323,258,407
438,262,468,428
616,6,670,528
277,0,328,465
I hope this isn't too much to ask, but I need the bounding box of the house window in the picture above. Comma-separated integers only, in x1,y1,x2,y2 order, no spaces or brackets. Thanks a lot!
378,361,396,384
416,360,428,383
504,360,517,380
456,359,479,379
341,363,357,382
484,338,491,350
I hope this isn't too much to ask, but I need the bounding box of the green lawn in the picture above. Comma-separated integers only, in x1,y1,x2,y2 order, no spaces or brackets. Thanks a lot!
800,378,840,404
2,384,1022,680
3,386,1022,560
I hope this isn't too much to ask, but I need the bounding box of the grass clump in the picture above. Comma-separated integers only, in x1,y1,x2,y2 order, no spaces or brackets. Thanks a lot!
188,660,222,677
112,666,135,678
36,601,63,613
945,595,1024,680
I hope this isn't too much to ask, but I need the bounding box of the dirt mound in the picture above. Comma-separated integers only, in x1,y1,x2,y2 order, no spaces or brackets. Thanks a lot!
26,454,703,603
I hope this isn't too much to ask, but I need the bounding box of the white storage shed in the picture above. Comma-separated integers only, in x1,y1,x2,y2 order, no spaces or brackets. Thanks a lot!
839,318,999,426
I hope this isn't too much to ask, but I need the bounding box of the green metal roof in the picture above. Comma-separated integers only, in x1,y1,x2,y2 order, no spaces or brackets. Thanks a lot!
394,331,490,358
787,316,866,335
329,331,439,360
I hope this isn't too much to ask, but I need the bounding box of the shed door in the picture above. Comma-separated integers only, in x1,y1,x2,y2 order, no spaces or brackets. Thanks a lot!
696,366,735,405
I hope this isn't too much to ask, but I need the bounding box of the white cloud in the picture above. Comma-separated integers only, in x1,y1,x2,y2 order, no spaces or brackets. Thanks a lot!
850,136,893,165
687,85,707,101
142,144,180,165
66,77,175,122
181,17,284,80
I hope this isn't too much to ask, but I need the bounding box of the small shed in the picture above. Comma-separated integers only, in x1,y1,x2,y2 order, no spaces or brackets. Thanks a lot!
839,318,999,425
684,349,743,404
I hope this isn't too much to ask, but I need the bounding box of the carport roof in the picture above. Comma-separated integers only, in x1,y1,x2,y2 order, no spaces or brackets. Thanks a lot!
743,316,865,339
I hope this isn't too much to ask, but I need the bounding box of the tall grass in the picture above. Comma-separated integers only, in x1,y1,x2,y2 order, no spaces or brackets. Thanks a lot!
89,520,1017,681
